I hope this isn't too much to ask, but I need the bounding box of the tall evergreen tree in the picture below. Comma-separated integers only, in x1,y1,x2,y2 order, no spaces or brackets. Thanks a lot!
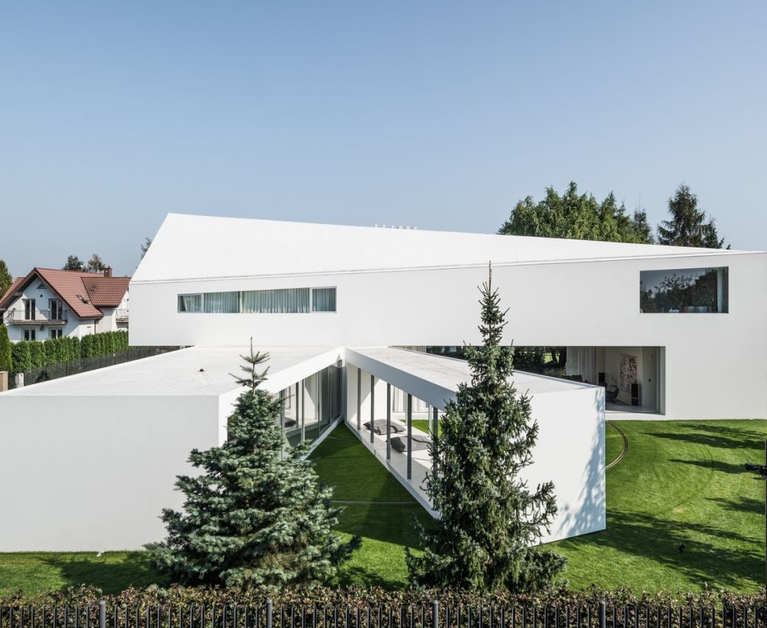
657,184,724,248
63,255,86,271
146,345,359,588
406,268,564,593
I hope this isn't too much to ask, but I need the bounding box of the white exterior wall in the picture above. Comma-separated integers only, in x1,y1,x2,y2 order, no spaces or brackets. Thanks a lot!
345,362,605,543
131,251,767,419
0,394,220,551
2,283,89,342
1,283,104,341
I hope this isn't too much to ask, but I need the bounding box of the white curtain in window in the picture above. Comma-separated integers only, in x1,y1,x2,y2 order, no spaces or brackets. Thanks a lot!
242,289,310,313
312,288,336,312
178,294,202,312
204,291,239,313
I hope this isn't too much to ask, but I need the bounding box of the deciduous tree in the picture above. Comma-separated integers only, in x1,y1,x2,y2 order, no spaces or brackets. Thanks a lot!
499,182,654,244
146,345,359,589
406,268,564,593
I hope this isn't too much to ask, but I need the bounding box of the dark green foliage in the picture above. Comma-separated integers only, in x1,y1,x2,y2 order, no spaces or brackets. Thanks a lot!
28,341,45,368
657,184,725,248
146,345,359,589
11,341,32,371
10,331,128,371
62,255,85,271
499,182,654,244
0,326,12,371
0,260,12,299
407,271,564,593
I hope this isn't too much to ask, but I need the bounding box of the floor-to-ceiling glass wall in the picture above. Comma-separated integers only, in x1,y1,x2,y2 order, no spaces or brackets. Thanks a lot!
278,364,341,448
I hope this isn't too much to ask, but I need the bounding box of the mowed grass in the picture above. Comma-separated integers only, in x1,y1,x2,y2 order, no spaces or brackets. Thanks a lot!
309,423,432,588
2,419,767,595
552,419,767,593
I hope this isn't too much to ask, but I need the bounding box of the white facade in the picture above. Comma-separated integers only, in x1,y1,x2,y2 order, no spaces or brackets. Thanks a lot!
132,214,767,420
2,212,763,551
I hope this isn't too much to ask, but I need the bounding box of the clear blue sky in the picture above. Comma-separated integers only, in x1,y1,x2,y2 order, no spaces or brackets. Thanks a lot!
2,2,765,277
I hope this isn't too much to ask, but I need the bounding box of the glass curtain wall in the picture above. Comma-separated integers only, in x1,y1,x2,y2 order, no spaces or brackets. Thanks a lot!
278,365,341,448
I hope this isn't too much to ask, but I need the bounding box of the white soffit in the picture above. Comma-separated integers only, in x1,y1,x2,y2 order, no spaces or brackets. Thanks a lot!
132,214,751,284
1,346,343,398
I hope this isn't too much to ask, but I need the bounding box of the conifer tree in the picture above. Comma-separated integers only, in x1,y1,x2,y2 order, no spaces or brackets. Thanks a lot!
146,344,359,588
406,267,564,593
657,184,724,248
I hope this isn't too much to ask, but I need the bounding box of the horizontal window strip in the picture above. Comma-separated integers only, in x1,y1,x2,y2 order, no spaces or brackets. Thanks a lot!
178,287,335,313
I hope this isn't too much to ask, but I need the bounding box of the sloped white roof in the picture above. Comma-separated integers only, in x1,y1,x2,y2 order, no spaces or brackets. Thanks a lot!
133,213,744,284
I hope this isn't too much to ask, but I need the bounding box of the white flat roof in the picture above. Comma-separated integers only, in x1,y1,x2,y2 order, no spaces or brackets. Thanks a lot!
1,345,591,402
346,346,592,409
1,346,342,397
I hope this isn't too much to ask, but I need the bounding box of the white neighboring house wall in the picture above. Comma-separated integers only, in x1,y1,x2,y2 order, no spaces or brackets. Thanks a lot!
131,217,767,420
2,281,98,342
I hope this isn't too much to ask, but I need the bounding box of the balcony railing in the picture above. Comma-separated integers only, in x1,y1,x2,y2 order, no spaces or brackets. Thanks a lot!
115,309,129,323
4,308,68,325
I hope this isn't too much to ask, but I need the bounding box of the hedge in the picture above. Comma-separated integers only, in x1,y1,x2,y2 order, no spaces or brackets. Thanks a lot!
0,583,764,612
9,331,130,371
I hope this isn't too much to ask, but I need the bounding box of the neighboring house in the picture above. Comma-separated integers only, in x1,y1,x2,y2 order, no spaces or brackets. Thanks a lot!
1,212,765,552
0,267,130,342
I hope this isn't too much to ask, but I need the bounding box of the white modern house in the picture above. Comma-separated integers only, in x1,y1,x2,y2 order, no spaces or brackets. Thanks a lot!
0,212,764,552
0,267,130,341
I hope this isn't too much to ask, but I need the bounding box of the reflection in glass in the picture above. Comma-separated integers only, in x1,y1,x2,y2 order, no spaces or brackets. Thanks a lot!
640,267,728,313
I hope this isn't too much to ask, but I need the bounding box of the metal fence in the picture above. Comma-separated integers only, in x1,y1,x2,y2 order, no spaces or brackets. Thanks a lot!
7,346,181,389
0,602,764,628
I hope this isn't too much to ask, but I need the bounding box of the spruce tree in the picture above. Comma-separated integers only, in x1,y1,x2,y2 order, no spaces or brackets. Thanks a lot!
406,268,565,593
657,184,724,248
146,345,359,588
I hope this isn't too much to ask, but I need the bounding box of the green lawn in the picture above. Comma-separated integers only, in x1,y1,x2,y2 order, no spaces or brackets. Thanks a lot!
552,419,767,593
1,419,767,596
309,424,432,588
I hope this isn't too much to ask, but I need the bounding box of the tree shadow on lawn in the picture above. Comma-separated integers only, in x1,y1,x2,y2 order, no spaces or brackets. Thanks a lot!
41,552,165,594
648,423,767,453
561,510,762,590
706,494,765,516
668,458,756,475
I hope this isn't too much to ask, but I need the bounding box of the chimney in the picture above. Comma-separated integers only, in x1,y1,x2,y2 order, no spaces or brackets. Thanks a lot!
103,267,112,278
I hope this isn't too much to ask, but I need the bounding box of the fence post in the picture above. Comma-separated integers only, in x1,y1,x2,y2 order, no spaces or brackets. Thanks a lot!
432,601,439,628
266,600,273,628
99,601,106,628
598,602,606,628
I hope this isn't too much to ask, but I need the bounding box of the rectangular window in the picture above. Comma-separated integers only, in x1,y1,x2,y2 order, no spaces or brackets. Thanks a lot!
640,267,728,313
241,288,310,313
178,288,336,314
49,329,62,339
311,288,336,312
49,298,64,321
24,299,36,321
24,329,36,341
178,294,203,313
203,291,239,313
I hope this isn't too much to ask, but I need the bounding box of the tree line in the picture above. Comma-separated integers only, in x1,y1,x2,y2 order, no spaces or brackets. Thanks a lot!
499,182,725,248
1,330,129,372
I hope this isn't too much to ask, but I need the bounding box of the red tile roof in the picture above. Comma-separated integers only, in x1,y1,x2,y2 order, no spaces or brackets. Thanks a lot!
81,276,131,307
0,268,130,320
